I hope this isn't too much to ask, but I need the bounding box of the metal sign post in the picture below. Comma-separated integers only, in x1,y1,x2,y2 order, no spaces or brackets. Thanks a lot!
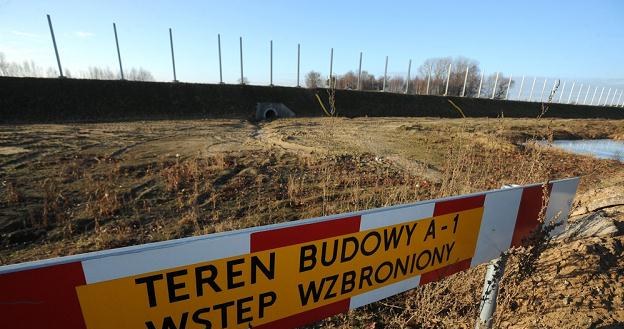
476,184,515,329
476,253,509,328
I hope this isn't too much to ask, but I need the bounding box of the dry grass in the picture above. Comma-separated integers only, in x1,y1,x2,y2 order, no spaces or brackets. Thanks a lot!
3,180,21,204
1,116,622,328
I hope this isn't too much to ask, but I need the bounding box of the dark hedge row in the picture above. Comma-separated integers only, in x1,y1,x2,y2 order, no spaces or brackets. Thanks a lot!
1,77,622,123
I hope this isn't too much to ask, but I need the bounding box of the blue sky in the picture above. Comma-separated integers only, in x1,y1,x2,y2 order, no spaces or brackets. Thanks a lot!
1,0,623,89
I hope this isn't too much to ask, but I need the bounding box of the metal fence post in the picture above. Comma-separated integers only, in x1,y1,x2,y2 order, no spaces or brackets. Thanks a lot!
575,83,583,104
329,48,334,88
516,75,525,100
550,80,558,102
269,40,273,86
558,81,566,103
610,90,619,107
239,36,244,84
169,28,178,82
491,72,499,99
113,23,124,80
297,43,301,87
461,66,469,97
609,89,617,106
426,65,431,95
596,87,605,106
567,82,575,103
540,78,547,102
505,75,512,100
357,52,362,90
477,71,484,98
444,63,452,96
582,85,590,105
405,59,411,94
46,14,64,78
383,56,388,92
590,86,598,105
218,34,223,84
528,77,536,102
603,88,611,106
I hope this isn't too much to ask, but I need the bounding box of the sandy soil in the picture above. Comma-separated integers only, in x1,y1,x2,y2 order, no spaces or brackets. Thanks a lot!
1,117,623,328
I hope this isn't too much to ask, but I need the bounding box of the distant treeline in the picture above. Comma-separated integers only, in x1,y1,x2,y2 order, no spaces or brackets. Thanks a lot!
305,57,513,99
0,52,154,81
1,52,510,98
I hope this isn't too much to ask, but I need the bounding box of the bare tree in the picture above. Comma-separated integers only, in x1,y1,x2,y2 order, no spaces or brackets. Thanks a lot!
126,68,155,81
237,76,249,84
82,66,117,80
418,57,480,96
0,52,47,77
336,71,357,89
358,71,377,90
387,75,406,93
305,71,323,88
480,73,514,99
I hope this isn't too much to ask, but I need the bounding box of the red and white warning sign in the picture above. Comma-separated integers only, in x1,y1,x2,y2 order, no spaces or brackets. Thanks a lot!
0,178,578,329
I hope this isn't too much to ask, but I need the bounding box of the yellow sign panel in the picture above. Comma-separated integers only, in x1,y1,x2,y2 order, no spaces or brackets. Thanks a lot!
77,208,483,329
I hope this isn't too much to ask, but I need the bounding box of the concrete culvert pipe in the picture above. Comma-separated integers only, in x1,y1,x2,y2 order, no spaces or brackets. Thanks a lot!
264,108,278,120
255,102,296,121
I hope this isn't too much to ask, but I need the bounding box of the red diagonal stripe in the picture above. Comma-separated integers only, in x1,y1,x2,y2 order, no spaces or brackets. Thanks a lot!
250,216,361,252
0,262,87,329
433,194,486,216
254,299,350,329
510,183,552,247
419,258,472,285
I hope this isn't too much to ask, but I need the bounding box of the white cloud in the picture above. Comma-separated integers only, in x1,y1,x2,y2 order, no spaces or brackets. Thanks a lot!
11,30,40,38
74,31,95,38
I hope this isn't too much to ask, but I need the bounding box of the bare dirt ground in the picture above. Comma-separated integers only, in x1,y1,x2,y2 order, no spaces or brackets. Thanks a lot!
1,117,623,328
